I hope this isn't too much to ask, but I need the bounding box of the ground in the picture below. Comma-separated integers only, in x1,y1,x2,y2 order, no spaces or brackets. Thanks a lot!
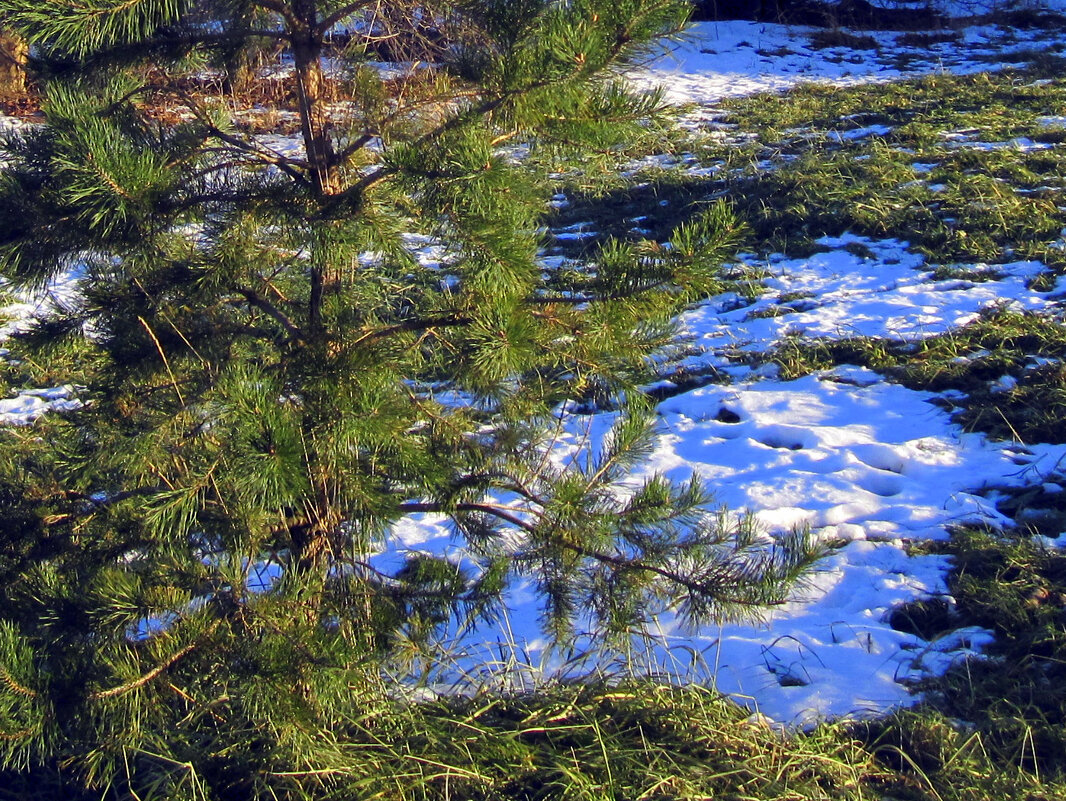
3,8,1066,729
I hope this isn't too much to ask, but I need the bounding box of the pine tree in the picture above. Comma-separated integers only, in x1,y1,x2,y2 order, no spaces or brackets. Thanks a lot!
0,0,820,795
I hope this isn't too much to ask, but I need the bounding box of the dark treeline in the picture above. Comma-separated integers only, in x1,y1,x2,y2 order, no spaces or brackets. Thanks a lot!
691,0,949,28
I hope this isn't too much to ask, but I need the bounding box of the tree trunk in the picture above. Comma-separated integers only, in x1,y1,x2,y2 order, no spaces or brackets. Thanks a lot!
290,0,338,197
0,29,27,98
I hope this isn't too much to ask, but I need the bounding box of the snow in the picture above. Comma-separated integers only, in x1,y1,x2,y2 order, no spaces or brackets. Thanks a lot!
649,369,1019,542
427,20,1066,724
628,17,1066,119
0,384,80,424
933,1,1066,13
4,13,1066,726
376,213,1066,724
674,236,1053,370
613,21,1066,722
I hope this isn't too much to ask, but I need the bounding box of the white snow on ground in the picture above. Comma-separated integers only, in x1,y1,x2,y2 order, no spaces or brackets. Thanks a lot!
675,236,1052,372
381,21,1066,725
931,1,1066,14
615,22,1066,722
632,367,1063,723
0,385,80,424
0,268,84,422
3,13,1066,725
392,227,1066,723
628,17,1066,116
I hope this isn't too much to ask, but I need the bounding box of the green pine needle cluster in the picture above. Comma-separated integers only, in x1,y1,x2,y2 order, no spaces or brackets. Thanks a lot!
0,0,821,795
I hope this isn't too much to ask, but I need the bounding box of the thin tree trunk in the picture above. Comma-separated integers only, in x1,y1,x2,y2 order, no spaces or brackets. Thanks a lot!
288,0,343,339
288,0,345,571
0,29,27,98
290,0,338,197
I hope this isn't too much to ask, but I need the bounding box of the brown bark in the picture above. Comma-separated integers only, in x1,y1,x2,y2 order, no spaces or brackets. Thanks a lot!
289,0,338,197
285,0,342,337
0,29,28,98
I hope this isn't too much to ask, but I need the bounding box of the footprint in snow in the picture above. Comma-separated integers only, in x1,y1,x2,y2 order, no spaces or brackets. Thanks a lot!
856,471,905,498
850,442,907,474
754,423,818,452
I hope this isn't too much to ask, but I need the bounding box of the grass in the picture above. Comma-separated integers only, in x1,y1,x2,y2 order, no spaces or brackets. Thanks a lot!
876,525,1066,797
719,78,1066,263
7,666,1066,800
542,66,1066,451
548,68,1066,267
360,681,887,801
719,63,1066,137
808,29,880,51
4,43,1066,801
769,308,1066,444
928,265,1004,282
895,30,963,48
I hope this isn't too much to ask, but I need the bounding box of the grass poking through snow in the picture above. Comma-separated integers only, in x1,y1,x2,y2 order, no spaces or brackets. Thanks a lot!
769,308,1066,444
531,60,1066,800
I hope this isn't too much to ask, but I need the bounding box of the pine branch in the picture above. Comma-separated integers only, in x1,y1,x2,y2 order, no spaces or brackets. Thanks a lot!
138,316,185,406
351,313,472,345
5,0,188,57
167,85,312,187
560,543,789,609
170,29,290,44
0,668,36,700
446,471,547,507
528,280,673,305
0,725,38,741
334,133,378,165
88,640,199,701
84,486,168,509
398,502,537,534
201,125,312,188
322,91,524,215
315,0,377,36
247,0,301,29
234,286,304,344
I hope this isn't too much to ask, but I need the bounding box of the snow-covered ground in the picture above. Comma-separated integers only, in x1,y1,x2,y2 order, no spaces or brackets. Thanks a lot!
390,20,1066,726
629,13,1066,114
4,15,1066,726
400,230,1066,724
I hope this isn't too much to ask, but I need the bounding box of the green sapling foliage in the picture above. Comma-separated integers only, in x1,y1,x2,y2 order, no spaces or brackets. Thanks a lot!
0,0,819,793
